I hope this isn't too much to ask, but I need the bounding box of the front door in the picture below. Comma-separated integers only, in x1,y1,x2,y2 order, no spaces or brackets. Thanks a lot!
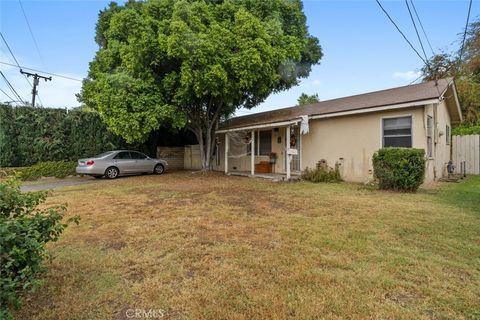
113,151,136,173
129,151,152,172
285,126,301,172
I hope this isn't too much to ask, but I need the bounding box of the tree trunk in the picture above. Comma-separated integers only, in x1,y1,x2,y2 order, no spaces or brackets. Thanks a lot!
191,124,217,171
187,100,222,172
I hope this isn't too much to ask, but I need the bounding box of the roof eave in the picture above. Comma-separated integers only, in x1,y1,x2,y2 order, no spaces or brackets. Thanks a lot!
219,98,440,132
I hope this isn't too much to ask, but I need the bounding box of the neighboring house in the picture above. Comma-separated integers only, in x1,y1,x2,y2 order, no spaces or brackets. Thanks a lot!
206,77,462,183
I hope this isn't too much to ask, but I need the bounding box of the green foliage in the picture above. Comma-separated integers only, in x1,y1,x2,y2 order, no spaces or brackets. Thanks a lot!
372,148,426,192
452,124,480,136
80,0,322,169
302,160,341,183
297,93,320,106
16,161,77,181
0,105,133,167
421,18,480,125
0,179,79,318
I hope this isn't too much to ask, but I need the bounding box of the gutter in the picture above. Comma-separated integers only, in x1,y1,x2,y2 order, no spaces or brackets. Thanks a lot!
217,98,439,133
216,120,299,133
309,99,439,120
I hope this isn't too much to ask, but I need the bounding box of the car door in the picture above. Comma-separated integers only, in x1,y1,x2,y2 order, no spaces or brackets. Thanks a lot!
112,151,136,174
129,151,153,173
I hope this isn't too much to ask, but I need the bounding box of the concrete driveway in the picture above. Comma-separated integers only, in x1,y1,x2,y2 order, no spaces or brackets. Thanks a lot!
20,176,96,192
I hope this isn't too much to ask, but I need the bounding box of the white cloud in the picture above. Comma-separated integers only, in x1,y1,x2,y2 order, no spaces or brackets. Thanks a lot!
312,79,321,86
392,71,421,81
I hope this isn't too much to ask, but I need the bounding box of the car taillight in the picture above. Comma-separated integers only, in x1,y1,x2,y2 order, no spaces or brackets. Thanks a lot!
86,160,94,166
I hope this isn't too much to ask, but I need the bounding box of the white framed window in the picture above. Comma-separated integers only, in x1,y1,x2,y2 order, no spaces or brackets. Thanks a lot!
382,116,412,148
258,130,272,155
247,130,272,156
446,125,451,145
427,115,433,157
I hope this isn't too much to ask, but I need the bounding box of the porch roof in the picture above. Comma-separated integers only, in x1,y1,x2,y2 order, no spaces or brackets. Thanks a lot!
220,77,458,131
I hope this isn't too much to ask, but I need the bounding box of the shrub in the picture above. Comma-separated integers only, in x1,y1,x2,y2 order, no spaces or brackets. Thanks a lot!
302,159,341,183
16,161,77,181
452,124,480,136
372,148,425,192
0,179,79,318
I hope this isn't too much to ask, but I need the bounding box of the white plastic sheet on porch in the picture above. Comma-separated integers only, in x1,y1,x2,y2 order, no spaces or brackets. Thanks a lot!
452,134,480,175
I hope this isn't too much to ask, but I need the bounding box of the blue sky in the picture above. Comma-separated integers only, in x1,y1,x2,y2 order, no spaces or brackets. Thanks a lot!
0,0,478,116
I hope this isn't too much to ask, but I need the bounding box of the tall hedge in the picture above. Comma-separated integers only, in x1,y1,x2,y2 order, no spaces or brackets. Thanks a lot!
0,105,196,167
372,148,426,192
0,105,132,167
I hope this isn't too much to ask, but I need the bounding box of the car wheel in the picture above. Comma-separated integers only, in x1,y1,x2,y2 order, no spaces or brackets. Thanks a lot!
105,167,119,179
154,164,164,175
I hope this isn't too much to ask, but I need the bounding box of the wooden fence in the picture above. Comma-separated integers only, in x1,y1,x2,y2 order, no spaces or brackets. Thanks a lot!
156,147,185,170
452,135,480,175
184,145,202,170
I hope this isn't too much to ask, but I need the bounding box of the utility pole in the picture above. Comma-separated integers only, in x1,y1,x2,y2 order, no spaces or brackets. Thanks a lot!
20,69,51,107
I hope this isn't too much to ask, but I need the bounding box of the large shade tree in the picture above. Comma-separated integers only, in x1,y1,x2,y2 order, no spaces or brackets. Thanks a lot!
421,19,480,124
79,0,322,170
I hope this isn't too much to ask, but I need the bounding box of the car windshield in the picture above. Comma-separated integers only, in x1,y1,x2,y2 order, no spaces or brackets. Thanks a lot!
94,151,114,158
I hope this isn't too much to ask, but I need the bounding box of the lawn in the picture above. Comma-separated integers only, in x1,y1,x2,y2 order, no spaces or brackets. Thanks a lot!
14,172,480,320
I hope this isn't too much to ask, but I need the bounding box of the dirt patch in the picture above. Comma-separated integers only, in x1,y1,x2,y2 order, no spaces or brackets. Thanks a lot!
105,241,127,251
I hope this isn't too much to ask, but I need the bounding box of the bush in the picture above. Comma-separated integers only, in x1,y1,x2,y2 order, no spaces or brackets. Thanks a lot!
16,161,77,181
0,179,79,318
452,124,480,136
0,105,133,167
302,160,341,183
372,148,425,192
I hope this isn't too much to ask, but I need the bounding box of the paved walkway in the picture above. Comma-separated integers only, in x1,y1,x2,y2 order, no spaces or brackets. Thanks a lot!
20,177,95,192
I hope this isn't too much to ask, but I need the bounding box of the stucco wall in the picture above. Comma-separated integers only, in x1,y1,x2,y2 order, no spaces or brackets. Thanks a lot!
212,104,453,183
301,106,429,183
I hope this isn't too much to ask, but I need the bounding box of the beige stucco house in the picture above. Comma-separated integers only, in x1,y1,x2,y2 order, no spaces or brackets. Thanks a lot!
205,78,462,183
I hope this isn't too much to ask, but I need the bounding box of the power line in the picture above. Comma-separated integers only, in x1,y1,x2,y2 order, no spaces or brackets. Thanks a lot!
0,87,15,102
459,0,473,61
20,69,51,108
405,0,429,63
18,0,44,65
409,0,435,57
0,61,83,82
0,71,25,103
0,32,45,106
409,74,423,85
375,0,428,66
0,32,22,68
404,0,440,93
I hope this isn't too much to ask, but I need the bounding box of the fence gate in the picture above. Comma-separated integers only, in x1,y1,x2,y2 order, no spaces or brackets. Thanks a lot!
452,135,480,175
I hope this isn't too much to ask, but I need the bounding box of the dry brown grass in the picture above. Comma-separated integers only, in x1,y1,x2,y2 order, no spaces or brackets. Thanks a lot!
14,172,480,320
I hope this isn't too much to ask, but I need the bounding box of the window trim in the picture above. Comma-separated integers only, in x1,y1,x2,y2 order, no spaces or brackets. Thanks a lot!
258,130,272,156
381,114,413,148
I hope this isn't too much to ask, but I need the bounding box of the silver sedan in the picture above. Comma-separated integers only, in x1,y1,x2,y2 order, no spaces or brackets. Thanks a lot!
76,150,168,179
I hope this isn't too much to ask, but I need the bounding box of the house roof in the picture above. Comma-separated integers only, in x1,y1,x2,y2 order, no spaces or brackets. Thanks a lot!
220,77,459,131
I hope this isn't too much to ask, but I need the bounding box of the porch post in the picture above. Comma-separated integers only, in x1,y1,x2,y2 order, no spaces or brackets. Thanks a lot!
251,130,255,175
224,133,229,174
286,126,291,180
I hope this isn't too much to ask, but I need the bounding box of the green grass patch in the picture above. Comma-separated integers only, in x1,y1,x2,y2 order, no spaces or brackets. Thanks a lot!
12,172,480,320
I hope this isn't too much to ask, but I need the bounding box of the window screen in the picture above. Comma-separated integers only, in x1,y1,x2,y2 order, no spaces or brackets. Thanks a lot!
446,125,450,145
383,116,412,148
259,130,272,155
427,116,433,157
